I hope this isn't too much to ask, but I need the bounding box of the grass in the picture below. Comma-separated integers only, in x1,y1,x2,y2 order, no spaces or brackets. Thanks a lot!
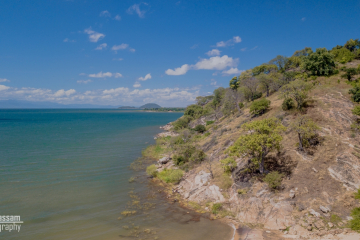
157,169,184,183
146,164,157,177
128,177,135,183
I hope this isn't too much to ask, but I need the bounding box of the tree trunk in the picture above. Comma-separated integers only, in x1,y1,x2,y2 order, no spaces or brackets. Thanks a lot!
298,133,304,151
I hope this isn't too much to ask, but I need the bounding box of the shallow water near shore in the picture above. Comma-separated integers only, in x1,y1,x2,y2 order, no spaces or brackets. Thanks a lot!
0,109,233,240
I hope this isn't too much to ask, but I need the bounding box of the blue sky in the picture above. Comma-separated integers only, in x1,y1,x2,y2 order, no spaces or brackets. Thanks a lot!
0,0,359,107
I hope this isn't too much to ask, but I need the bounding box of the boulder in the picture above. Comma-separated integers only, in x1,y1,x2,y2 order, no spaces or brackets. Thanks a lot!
320,205,331,213
289,189,296,199
309,209,321,218
159,157,171,164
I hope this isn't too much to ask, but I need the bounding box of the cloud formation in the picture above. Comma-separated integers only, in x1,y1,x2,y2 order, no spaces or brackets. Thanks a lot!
222,67,243,75
100,10,111,17
114,15,121,21
95,43,107,50
138,73,151,81
133,82,141,88
111,44,135,53
63,38,76,43
206,49,221,56
77,80,92,84
0,85,199,106
165,64,190,76
216,36,242,47
127,3,148,18
0,78,10,82
84,28,105,42
88,72,122,78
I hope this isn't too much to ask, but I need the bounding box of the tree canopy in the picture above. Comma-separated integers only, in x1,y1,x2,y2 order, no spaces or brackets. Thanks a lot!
302,48,335,76
280,80,313,109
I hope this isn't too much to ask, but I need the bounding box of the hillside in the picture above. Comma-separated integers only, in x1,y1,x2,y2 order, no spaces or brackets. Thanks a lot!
139,103,161,109
136,40,360,239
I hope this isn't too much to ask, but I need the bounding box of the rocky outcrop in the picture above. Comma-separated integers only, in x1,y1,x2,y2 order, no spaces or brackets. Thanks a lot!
328,152,360,190
158,156,171,164
177,171,225,203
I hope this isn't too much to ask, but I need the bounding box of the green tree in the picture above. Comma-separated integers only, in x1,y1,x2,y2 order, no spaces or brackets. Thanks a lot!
342,68,358,81
269,55,289,72
184,104,204,118
344,39,360,52
229,76,242,113
290,116,319,151
257,73,273,97
252,64,278,76
349,86,360,103
352,106,360,116
220,157,237,173
280,80,313,109
212,87,226,108
228,118,286,174
292,47,313,57
250,98,271,115
302,48,336,76
331,47,355,63
196,95,214,106
285,56,302,69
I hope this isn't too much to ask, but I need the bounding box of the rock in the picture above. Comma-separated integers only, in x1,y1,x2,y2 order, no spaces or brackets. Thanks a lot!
298,204,305,211
347,216,353,220
328,222,334,228
289,189,296,198
309,209,321,218
194,171,211,187
288,227,297,235
312,168,318,173
307,225,312,231
320,205,331,213
158,157,171,164
314,220,325,230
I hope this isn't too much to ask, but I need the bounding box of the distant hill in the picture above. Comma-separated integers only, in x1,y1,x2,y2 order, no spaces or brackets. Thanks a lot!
139,103,161,109
118,106,136,109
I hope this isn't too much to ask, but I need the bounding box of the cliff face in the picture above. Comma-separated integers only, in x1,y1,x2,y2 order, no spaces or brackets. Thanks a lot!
152,73,360,239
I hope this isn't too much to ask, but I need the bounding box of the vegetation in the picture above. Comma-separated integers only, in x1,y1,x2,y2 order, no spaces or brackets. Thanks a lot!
349,85,360,103
290,116,320,151
172,116,192,130
302,48,336,76
194,124,206,133
280,80,313,109
157,169,184,183
341,68,359,81
250,98,271,115
220,157,237,173
211,203,222,214
263,171,284,190
282,98,295,111
184,104,205,118
143,107,185,112
146,164,157,177
228,118,286,174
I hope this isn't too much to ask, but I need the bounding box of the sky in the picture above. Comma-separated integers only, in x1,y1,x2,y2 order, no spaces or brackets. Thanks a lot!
0,0,359,107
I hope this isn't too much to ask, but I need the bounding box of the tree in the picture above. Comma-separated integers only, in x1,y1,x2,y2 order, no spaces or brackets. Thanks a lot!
228,118,286,174
344,39,360,52
220,157,237,173
241,77,260,101
212,87,226,108
196,95,214,106
280,80,313,109
331,47,355,63
349,85,360,103
252,64,278,76
269,55,289,72
256,73,273,97
302,48,336,76
250,98,271,115
352,105,360,116
341,68,358,81
292,47,313,57
229,76,242,112
184,104,204,118
285,56,302,69
290,116,319,151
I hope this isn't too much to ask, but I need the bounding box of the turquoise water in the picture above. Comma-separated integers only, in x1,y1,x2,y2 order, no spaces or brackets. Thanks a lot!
0,109,232,240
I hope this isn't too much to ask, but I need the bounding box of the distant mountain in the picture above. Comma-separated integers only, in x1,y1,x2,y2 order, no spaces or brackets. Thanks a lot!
0,100,118,109
139,103,161,109
118,106,136,109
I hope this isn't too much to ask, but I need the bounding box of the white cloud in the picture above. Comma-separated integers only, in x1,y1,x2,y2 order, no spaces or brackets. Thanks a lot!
111,44,135,53
194,55,238,70
84,28,105,43
54,89,76,97
138,73,151,81
63,38,76,43
127,3,148,18
77,80,92,84
95,43,107,50
100,10,111,17
301,17,306,21
216,36,242,47
89,71,113,78
0,85,199,106
240,48,247,52
0,78,10,82
114,15,121,21
190,44,198,49
165,64,190,76
0,85,10,91
133,82,141,88
206,49,221,56
222,67,243,75
113,58,123,61
210,79,217,86
114,73,123,78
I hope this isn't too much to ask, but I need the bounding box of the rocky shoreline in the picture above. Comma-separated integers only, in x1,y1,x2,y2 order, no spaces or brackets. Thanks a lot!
152,118,360,240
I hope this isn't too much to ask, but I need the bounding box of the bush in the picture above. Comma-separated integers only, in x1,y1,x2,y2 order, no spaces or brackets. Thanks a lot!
184,104,204,118
341,68,358,81
331,47,355,63
349,86,360,102
238,102,244,109
353,106,360,116
206,120,215,126
220,157,237,173
303,48,336,76
173,155,186,166
157,169,183,183
173,115,192,130
253,91,263,100
194,124,206,133
250,98,271,115
350,207,360,231
263,171,284,190
282,98,295,111
211,203,222,214
146,164,157,177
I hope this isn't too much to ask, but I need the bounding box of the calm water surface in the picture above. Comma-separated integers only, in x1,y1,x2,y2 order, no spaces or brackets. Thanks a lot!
0,109,232,240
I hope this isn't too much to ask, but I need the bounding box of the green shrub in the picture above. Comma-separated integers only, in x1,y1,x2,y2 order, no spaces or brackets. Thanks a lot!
250,98,271,115
350,207,360,231
349,86,360,102
303,48,336,76
204,132,211,137
238,102,244,109
194,124,206,133
171,136,185,145
353,106,360,116
146,164,157,177
157,169,183,183
211,203,222,214
237,189,247,195
206,120,215,126
252,91,263,101
184,104,204,118
263,171,284,190
330,214,342,224
282,98,295,111
220,157,237,173
341,68,359,81
331,47,355,63
173,116,192,130
173,155,186,166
